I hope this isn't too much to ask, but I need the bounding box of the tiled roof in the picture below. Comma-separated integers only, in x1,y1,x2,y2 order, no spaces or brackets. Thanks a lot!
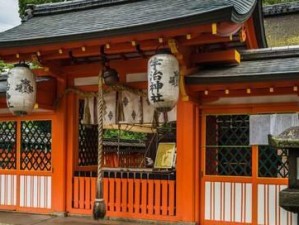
263,1,299,17
186,46,299,84
0,0,259,48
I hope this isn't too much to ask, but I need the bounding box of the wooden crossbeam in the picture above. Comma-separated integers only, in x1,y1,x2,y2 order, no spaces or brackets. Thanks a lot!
193,49,241,64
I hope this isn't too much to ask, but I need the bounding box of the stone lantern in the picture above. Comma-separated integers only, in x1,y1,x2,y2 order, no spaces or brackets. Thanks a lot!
269,126,299,222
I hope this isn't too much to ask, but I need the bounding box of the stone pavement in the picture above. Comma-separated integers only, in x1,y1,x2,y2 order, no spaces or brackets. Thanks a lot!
0,212,183,225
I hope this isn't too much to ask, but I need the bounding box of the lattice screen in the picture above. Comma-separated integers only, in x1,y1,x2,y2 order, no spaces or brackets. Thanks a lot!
21,121,52,171
206,115,252,176
0,121,17,169
258,146,288,178
78,100,98,166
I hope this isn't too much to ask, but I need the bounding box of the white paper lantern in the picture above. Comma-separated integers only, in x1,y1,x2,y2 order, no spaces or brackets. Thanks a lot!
148,50,179,112
6,63,36,116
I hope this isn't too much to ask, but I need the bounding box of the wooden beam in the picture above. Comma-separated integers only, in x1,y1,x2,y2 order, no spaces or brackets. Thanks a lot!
187,80,299,93
193,49,240,64
181,34,232,46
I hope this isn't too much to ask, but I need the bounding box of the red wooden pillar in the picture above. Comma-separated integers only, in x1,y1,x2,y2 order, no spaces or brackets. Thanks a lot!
51,76,67,214
176,99,199,222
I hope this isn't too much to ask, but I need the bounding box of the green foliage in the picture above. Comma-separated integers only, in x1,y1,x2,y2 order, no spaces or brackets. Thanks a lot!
103,129,147,141
0,60,13,73
263,0,297,5
19,0,68,17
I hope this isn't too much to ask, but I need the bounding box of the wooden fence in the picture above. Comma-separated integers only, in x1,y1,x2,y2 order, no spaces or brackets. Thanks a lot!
71,170,176,220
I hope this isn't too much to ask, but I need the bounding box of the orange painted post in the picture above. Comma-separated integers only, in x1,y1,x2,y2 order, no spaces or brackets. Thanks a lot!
169,180,175,216
79,177,85,209
109,178,115,211
134,179,141,214
147,179,154,215
194,107,201,223
103,178,109,211
121,178,128,212
141,179,147,214
85,177,91,210
115,178,121,213
91,177,97,208
161,180,168,216
154,179,161,216
252,145,259,225
73,177,79,208
51,77,67,213
176,100,197,221
66,92,76,213
128,178,134,213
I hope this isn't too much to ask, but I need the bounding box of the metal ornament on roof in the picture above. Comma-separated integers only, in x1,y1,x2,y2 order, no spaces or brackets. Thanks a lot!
6,63,36,116
148,50,179,112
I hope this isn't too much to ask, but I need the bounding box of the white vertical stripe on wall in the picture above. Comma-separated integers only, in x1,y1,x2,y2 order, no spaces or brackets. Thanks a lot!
214,182,221,221
268,185,276,225
13,175,17,205
246,183,252,223
205,181,252,223
47,177,51,209
33,176,38,208
26,175,31,207
258,184,265,225
0,174,16,206
40,176,45,208
205,182,211,220
258,184,297,225
224,182,231,222
19,175,51,209
0,175,5,204
234,183,242,222
20,175,24,207
0,175,16,206
7,175,11,205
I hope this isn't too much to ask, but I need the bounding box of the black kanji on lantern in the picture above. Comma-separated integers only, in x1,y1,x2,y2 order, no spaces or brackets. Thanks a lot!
15,79,34,94
169,71,179,87
149,57,165,103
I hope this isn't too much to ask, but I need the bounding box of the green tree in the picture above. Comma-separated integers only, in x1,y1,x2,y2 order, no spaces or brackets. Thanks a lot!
19,0,68,17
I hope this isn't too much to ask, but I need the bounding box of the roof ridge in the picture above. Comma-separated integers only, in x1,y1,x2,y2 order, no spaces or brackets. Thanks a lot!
263,1,299,17
27,0,143,18
240,45,299,61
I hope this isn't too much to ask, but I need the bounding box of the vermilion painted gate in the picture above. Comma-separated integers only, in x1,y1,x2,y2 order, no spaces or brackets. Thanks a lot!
201,114,297,225
0,117,53,212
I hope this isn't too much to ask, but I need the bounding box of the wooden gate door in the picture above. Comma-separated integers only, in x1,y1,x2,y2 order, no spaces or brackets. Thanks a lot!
0,118,53,212
201,114,297,225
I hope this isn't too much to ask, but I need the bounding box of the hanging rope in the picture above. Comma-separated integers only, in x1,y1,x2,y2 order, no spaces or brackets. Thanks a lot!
97,71,104,199
93,70,106,219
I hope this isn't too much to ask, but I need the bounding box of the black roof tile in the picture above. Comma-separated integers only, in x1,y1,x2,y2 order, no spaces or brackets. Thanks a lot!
0,0,259,48
186,46,299,85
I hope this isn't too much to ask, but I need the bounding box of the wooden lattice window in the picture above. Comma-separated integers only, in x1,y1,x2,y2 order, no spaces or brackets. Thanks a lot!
0,121,17,169
258,145,289,178
206,115,252,176
20,120,52,171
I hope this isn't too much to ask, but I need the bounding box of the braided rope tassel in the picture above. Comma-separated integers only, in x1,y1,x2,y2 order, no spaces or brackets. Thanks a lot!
93,71,106,219
97,72,104,196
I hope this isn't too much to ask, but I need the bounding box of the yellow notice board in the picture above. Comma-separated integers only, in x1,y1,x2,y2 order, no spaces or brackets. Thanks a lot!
154,143,176,169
